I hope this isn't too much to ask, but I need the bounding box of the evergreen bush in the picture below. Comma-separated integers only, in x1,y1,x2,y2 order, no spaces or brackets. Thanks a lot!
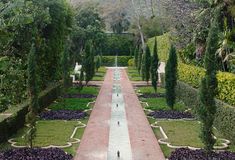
165,45,178,109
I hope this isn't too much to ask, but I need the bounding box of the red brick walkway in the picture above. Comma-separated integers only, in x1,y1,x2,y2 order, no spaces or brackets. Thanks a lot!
74,68,165,160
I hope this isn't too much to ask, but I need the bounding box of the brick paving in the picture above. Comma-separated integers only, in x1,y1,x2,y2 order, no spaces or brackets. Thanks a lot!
74,68,165,160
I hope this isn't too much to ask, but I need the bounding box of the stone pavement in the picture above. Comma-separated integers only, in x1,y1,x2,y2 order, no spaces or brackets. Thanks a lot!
74,68,165,160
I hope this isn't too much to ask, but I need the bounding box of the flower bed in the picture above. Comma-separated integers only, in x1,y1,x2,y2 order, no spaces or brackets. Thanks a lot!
169,148,235,160
148,110,193,119
138,93,165,98
64,94,96,98
0,148,72,160
40,110,87,120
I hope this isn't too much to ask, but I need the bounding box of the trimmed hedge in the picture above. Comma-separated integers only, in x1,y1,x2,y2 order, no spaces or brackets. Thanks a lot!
0,83,61,143
175,81,235,143
178,63,235,106
101,56,132,66
147,33,170,62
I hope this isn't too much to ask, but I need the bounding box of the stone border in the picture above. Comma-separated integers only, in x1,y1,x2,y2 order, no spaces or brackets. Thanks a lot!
140,101,231,150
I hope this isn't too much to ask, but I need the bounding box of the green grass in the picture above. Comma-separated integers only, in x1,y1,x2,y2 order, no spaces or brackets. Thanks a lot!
155,120,226,148
143,98,186,111
137,86,165,94
49,98,93,111
66,86,99,95
9,119,88,156
12,120,79,147
127,67,142,81
92,67,106,81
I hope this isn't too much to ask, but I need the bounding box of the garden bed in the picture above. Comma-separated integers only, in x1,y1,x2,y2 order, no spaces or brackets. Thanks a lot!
138,93,165,98
148,110,194,119
169,148,235,160
40,110,87,120
0,148,72,160
64,94,96,98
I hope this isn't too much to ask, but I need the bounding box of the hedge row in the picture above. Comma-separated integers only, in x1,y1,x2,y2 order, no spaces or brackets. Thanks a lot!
178,63,235,106
0,83,61,143
175,81,235,143
147,33,170,62
101,56,132,66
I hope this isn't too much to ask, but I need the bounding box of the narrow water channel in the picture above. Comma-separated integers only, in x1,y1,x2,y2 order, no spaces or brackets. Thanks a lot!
107,68,132,160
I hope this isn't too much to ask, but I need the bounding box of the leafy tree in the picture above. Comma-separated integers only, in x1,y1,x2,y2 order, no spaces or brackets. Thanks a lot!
151,38,159,92
165,45,178,109
198,11,219,151
25,42,38,148
83,41,95,84
110,11,130,34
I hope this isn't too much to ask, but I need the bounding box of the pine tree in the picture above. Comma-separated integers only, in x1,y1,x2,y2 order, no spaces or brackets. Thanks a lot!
198,11,219,151
151,38,159,93
26,43,39,148
165,44,178,109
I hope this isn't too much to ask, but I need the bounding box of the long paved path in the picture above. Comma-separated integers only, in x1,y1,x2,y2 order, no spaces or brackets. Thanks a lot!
74,68,165,160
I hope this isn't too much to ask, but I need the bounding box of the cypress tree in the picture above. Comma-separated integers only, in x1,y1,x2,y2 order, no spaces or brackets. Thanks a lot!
141,51,146,81
134,47,139,68
26,43,39,148
165,45,177,110
145,45,151,83
141,45,151,83
198,12,219,151
138,49,143,74
84,41,95,84
151,38,159,93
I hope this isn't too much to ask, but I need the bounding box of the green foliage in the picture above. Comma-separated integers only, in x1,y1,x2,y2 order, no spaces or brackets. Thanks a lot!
175,80,235,144
165,45,178,109
147,33,171,62
95,55,102,71
0,83,61,144
128,58,135,67
151,38,159,92
138,50,143,74
101,56,132,66
198,14,219,151
83,41,95,84
134,47,139,68
178,63,235,106
101,34,135,56
26,43,39,148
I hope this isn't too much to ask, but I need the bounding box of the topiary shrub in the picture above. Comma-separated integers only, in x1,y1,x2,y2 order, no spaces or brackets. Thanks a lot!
128,58,134,67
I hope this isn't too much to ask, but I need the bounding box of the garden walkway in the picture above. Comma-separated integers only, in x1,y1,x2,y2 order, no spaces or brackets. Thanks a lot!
74,68,164,160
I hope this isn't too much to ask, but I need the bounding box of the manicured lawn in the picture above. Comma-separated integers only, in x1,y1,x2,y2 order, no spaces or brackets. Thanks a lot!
8,119,88,156
154,120,227,148
143,98,186,111
12,120,80,147
92,67,106,81
127,67,142,81
49,98,93,111
137,86,165,94
66,86,99,95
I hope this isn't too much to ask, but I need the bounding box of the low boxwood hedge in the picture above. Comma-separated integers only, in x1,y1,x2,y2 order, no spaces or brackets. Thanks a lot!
175,80,235,144
0,83,61,143
101,56,132,66
178,63,235,106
